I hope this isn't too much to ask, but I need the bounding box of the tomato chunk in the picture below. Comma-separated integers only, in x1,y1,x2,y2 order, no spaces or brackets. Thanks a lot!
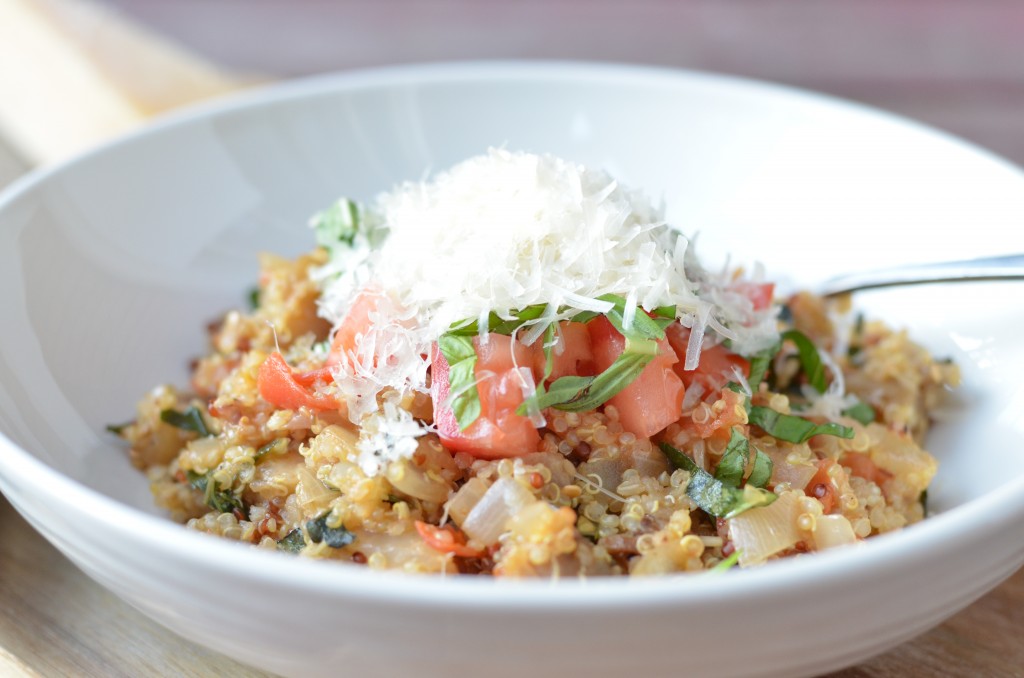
731,281,775,312
666,325,751,393
805,459,839,514
588,316,684,438
326,291,380,369
841,452,891,488
258,352,340,412
545,321,596,382
432,334,542,459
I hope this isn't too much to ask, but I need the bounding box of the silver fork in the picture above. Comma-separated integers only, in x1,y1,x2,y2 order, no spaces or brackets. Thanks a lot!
818,254,1024,297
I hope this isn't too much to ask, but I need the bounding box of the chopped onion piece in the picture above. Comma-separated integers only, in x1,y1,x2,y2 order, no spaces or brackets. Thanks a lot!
730,492,802,567
461,477,536,545
446,477,490,527
813,514,858,551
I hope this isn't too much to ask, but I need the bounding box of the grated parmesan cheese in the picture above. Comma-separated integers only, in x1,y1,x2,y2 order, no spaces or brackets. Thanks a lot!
316,148,780,474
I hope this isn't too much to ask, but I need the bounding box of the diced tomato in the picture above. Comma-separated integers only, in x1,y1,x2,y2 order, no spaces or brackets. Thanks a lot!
731,281,775,312
689,387,748,440
841,452,891,488
588,316,684,438
432,334,542,459
805,459,839,514
258,352,340,412
326,291,380,369
666,325,751,393
414,521,483,558
545,321,596,382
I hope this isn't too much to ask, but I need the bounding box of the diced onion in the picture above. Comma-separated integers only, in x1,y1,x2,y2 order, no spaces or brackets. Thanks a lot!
446,477,490,527
461,477,536,545
813,514,858,551
730,492,802,567
386,460,449,503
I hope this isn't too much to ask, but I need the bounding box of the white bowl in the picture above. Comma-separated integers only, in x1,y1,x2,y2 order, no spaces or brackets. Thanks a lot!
1,62,1022,678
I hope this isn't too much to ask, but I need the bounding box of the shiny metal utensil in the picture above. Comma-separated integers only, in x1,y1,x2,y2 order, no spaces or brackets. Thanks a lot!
819,254,1024,297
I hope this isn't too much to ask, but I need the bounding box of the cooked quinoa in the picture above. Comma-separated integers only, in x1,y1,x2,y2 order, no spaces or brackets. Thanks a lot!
112,151,959,577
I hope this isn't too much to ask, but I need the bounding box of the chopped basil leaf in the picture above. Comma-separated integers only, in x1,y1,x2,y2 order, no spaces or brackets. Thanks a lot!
438,334,482,430
709,550,741,573
659,442,777,518
520,351,653,413
749,406,854,443
652,304,677,319
186,470,244,514
747,448,773,488
778,304,793,323
920,489,928,515
714,428,750,488
746,340,781,391
713,428,773,490
597,294,667,343
277,528,305,554
781,329,827,393
305,514,356,549
842,400,876,425
105,421,132,435
446,304,549,336
160,406,212,437
255,438,288,459
248,286,260,310
312,198,361,250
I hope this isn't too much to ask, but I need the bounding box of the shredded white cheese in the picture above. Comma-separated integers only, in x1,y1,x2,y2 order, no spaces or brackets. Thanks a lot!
316,148,779,474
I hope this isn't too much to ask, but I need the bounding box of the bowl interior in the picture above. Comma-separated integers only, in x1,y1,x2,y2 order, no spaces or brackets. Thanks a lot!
1,62,1023,522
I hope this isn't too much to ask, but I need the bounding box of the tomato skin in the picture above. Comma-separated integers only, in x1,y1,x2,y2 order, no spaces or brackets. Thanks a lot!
731,282,775,312
805,459,839,514
326,291,380,369
841,452,891,488
258,352,340,412
588,316,684,439
666,325,751,393
546,321,596,382
431,334,542,459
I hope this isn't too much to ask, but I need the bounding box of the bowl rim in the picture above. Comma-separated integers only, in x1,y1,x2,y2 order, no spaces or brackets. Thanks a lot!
1,59,1023,609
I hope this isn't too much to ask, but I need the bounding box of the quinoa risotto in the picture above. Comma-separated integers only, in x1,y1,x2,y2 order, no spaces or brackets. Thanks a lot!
112,150,959,577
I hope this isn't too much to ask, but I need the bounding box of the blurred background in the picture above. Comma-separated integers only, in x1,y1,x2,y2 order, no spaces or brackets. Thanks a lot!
2,0,1024,169
1,1,1022,676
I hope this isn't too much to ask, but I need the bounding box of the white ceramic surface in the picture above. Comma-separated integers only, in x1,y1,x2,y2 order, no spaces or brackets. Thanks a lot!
1,62,1023,678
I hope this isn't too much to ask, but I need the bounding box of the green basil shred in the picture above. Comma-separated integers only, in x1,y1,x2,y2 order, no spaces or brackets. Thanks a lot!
437,334,482,430
842,400,876,425
186,470,244,514
748,406,853,443
659,442,776,519
160,406,212,437
305,514,357,548
781,329,827,393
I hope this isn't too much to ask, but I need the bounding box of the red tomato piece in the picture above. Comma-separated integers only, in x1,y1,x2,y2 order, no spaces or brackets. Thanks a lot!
588,316,684,439
258,352,340,412
666,325,751,393
414,521,483,558
545,321,597,382
841,452,892,488
805,459,839,514
326,290,380,369
431,334,542,459
731,281,775,312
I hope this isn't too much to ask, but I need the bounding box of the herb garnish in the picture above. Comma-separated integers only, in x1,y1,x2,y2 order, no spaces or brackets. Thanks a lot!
437,334,482,430
748,406,853,444
305,514,357,549
277,529,305,554
709,550,741,573
105,421,132,435
659,442,776,519
842,400,876,425
312,198,362,251
160,406,212,437
714,428,773,489
186,470,244,514
782,329,827,393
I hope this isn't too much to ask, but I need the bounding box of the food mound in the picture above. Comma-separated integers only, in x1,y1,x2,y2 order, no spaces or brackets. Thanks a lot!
113,149,959,577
